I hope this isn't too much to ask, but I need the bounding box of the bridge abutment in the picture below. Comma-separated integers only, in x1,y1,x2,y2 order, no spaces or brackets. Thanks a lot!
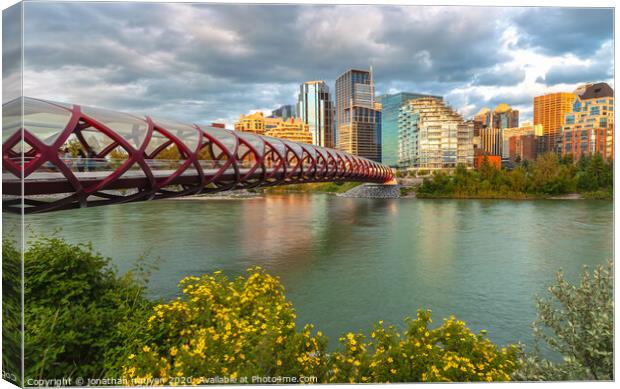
338,182,401,199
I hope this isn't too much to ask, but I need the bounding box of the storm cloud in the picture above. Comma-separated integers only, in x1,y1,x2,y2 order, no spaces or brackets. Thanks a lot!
3,2,614,125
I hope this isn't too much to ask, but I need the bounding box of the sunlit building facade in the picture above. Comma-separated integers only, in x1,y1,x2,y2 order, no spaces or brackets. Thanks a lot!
265,117,313,144
479,127,503,157
297,81,335,148
492,103,519,129
378,92,442,167
398,97,474,169
561,82,614,160
533,92,575,152
501,121,543,160
473,104,518,130
234,112,281,135
335,68,381,162
473,104,519,159
473,107,492,128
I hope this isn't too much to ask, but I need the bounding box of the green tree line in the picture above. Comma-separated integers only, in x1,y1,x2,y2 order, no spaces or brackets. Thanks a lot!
416,153,613,199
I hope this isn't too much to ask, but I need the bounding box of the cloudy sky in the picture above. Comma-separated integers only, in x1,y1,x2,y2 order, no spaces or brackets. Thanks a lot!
3,2,614,128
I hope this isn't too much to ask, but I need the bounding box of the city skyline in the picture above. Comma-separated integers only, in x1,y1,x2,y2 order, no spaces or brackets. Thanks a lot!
3,3,613,129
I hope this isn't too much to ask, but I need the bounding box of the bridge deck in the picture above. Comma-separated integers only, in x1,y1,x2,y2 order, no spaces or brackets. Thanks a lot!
2,166,353,196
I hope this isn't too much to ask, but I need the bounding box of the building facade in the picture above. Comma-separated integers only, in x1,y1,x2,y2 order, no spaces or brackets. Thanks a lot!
479,127,503,157
501,121,543,160
297,81,335,148
561,82,614,160
492,103,519,129
474,154,501,169
533,92,575,153
271,105,296,121
335,68,381,162
473,107,492,128
265,117,313,144
398,97,474,169
234,112,281,135
472,103,519,159
378,92,443,167
235,112,312,143
508,135,537,163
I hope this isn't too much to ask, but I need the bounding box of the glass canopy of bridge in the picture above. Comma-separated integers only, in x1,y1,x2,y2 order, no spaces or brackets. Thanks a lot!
2,97,393,213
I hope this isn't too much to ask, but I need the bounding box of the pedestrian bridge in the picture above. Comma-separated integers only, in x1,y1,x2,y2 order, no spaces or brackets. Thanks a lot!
2,97,393,213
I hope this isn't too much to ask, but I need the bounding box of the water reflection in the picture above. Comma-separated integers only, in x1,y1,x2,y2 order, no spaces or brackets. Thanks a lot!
17,195,612,356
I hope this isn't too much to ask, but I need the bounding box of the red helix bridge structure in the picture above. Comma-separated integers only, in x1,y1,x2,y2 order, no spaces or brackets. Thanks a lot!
2,97,394,214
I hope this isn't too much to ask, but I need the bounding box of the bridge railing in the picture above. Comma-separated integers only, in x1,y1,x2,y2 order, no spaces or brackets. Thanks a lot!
2,97,393,213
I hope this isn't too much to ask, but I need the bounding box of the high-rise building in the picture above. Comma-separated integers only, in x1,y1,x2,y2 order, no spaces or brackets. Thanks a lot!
271,105,296,121
377,92,443,167
492,103,519,129
335,68,381,162
397,97,474,169
561,82,614,160
479,127,503,156
297,81,335,148
473,103,519,158
473,107,492,128
265,117,313,144
533,92,576,152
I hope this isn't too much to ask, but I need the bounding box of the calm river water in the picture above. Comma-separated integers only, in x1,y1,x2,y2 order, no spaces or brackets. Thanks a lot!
7,194,613,353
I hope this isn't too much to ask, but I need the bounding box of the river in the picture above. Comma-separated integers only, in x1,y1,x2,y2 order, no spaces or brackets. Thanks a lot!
5,194,613,354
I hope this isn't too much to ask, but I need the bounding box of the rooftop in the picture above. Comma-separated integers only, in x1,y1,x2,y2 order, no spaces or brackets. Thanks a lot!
575,82,614,100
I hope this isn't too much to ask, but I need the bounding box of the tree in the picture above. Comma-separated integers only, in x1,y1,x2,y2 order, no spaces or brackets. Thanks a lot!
528,153,564,194
507,166,527,193
478,155,496,182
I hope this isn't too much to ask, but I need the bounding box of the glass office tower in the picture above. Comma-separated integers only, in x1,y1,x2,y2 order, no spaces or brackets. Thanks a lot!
271,105,296,121
335,68,381,162
297,81,334,147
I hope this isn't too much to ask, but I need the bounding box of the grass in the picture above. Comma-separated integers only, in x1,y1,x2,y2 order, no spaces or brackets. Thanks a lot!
261,181,363,194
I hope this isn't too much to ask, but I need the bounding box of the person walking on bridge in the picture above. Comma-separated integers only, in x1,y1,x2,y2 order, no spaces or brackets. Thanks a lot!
76,150,86,172
87,149,97,172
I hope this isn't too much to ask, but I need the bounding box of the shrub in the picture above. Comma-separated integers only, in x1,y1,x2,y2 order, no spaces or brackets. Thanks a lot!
23,237,152,381
326,310,519,383
513,261,613,381
122,268,328,385
2,239,22,385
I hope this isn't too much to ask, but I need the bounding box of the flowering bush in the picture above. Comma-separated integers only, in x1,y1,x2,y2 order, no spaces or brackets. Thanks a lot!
327,310,519,383
123,268,327,384
123,268,519,384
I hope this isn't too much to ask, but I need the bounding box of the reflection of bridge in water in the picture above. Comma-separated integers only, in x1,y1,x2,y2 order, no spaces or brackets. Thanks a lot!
2,97,393,214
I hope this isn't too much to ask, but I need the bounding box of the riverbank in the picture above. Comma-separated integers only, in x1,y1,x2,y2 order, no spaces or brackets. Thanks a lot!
165,189,262,201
